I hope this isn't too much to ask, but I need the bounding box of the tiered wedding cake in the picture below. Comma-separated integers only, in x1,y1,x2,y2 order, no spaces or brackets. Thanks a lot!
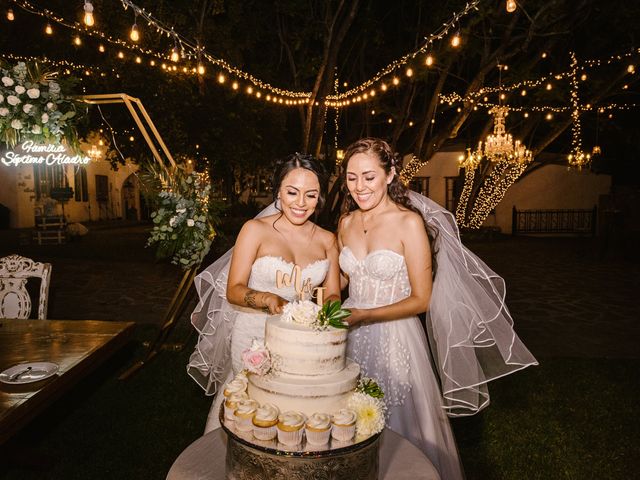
247,316,361,417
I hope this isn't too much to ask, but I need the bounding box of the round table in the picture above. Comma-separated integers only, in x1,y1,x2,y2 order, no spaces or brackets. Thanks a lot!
166,427,440,480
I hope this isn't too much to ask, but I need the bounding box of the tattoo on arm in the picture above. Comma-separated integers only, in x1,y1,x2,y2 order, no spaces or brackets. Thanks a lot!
244,289,259,309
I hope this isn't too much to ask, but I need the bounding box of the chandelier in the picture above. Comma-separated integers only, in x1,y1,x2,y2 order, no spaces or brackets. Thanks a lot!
461,67,532,169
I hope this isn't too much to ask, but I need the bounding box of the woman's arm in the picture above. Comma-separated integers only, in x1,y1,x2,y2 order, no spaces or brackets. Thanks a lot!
226,220,287,315
336,215,350,291
322,234,342,303
346,213,432,325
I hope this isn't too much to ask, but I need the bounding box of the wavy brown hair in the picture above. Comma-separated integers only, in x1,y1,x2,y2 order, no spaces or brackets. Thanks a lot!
340,138,437,273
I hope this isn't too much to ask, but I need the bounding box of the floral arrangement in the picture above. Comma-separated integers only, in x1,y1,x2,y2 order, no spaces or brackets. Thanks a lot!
348,377,387,437
241,339,272,375
0,61,83,149
145,165,219,270
282,299,350,330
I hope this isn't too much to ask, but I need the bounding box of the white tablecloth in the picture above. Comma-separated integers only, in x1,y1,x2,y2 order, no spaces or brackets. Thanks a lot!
167,427,440,480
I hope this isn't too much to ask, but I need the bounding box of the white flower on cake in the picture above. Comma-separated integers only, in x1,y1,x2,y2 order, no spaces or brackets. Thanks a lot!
281,299,351,330
241,339,271,375
281,300,320,326
347,392,386,437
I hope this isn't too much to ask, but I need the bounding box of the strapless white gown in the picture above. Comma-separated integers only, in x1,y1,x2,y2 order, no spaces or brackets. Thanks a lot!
204,255,329,433
340,247,465,480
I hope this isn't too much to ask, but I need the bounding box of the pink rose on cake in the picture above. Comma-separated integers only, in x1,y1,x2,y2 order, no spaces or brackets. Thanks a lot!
241,339,271,375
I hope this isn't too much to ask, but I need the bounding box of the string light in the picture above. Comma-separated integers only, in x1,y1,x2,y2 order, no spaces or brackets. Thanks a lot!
83,1,94,27
451,31,461,48
45,23,53,35
129,23,140,42
170,47,179,62
425,55,434,66
7,8,15,21
506,0,517,13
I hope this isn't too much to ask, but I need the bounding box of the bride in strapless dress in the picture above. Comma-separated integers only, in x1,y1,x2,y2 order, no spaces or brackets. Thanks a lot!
188,154,341,432
338,139,537,480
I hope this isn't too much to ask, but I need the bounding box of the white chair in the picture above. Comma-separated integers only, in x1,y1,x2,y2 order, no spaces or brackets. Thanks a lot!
0,254,52,319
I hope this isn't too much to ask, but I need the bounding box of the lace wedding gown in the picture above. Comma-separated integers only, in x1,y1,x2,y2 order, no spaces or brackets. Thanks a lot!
340,246,465,480
202,255,330,433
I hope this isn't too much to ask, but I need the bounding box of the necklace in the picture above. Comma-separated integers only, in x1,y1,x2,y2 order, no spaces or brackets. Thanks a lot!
361,212,369,234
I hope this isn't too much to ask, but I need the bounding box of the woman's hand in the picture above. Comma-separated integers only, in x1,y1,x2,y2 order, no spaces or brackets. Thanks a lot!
346,308,369,326
262,292,288,315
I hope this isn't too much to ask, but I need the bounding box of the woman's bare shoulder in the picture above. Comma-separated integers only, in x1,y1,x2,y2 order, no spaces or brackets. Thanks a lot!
313,224,338,247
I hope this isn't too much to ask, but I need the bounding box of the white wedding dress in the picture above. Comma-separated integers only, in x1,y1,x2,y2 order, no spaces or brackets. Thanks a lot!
202,255,330,433
340,246,465,480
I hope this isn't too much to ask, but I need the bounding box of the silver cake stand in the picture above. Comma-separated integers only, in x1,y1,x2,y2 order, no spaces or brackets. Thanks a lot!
220,408,381,480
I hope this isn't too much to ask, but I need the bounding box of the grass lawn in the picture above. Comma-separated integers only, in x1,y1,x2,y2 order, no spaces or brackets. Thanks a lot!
1,323,637,479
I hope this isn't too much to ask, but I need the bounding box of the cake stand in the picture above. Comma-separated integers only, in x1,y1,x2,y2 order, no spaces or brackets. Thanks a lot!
220,408,381,480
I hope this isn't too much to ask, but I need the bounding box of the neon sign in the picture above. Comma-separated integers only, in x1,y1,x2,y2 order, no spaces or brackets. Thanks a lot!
1,140,91,167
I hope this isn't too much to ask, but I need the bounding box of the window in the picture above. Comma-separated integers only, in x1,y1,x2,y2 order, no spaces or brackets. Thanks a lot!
74,167,89,202
95,175,109,202
409,177,429,197
445,177,459,212
34,165,67,200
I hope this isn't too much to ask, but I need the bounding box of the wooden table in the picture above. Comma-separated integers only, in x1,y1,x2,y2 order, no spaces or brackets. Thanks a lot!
0,319,135,444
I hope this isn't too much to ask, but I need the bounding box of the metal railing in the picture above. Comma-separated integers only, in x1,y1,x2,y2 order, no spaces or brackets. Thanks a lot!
512,206,597,236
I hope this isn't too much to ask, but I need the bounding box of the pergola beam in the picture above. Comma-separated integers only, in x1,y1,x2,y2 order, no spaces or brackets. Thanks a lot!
76,93,176,167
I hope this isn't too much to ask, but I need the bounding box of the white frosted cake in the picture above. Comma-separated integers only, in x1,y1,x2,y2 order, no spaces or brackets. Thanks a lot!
247,317,360,417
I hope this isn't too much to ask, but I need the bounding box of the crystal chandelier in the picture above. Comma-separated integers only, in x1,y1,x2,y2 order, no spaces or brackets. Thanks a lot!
461,67,532,169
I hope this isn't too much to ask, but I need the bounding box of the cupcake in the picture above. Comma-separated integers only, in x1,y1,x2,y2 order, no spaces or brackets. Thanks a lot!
331,409,357,442
276,411,306,446
223,376,248,398
305,413,332,446
234,399,259,432
252,403,280,440
224,391,248,421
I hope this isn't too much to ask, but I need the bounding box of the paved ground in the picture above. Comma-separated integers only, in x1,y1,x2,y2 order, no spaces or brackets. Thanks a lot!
1,223,638,359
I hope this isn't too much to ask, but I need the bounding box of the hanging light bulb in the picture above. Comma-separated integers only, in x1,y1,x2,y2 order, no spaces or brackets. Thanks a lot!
170,47,180,62
45,23,53,35
197,63,205,75
406,67,414,77
425,54,434,66
83,1,95,27
73,35,82,46
451,31,461,48
506,0,517,13
7,8,15,21
98,44,105,53
130,23,140,42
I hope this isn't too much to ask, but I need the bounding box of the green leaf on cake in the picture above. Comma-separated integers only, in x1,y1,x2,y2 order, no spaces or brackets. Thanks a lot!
318,300,350,329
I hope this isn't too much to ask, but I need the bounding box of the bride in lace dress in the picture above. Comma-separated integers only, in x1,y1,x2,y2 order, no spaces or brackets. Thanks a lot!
338,139,537,480
188,154,341,432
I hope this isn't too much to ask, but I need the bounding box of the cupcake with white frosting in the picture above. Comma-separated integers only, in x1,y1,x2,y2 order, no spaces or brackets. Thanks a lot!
305,413,332,445
234,399,259,432
223,375,248,398
276,411,306,446
224,391,248,421
331,409,357,442
252,403,280,440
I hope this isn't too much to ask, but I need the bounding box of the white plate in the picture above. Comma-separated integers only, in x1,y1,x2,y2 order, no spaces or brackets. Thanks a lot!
0,362,59,385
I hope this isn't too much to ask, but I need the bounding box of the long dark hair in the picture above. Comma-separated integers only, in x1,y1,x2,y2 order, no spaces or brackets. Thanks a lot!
340,138,438,272
272,152,328,222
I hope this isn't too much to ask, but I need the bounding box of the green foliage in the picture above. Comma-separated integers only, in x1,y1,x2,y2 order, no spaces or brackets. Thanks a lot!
145,165,221,270
317,299,350,329
356,377,385,399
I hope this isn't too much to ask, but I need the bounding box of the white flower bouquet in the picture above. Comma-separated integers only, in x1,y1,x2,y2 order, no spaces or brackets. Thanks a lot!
0,62,84,149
